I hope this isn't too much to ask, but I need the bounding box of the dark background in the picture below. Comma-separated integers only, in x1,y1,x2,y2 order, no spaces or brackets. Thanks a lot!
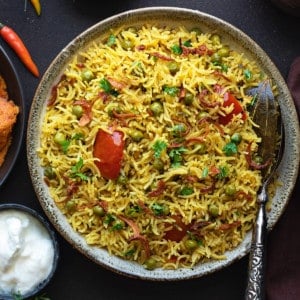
0,0,299,299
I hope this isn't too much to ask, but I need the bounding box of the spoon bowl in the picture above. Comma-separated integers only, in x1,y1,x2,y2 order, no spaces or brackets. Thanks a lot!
245,80,284,299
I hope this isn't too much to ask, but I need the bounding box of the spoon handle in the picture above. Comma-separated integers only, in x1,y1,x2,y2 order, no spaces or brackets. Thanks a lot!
245,188,268,300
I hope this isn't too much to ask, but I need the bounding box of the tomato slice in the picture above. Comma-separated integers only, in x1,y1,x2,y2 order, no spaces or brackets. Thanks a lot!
218,92,247,125
93,129,124,180
164,215,189,242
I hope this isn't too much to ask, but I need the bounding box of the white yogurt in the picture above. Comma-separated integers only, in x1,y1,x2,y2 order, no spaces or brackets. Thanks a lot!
0,209,55,296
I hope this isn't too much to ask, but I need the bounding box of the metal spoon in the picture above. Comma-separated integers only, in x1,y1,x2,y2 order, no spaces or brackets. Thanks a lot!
245,80,284,300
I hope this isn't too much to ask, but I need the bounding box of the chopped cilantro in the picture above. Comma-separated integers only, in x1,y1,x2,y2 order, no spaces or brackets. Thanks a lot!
60,139,71,154
125,205,141,217
112,219,124,231
69,157,89,181
216,165,229,179
152,140,167,158
60,133,84,154
168,146,187,167
183,40,192,47
72,132,84,140
178,186,194,196
150,203,169,216
244,69,252,81
100,78,119,96
103,213,115,225
171,44,182,55
162,85,180,97
213,61,228,73
124,248,136,258
247,94,258,109
131,61,144,76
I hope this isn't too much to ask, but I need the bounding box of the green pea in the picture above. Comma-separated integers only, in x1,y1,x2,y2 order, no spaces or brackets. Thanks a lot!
106,104,121,117
125,205,141,218
144,257,158,270
44,166,56,179
81,69,94,82
153,158,164,173
211,52,222,64
184,239,198,251
112,219,125,231
208,204,219,217
93,206,106,217
150,102,163,116
54,132,66,145
184,91,194,105
151,203,170,216
167,61,180,75
72,105,83,118
225,185,237,196
231,133,242,144
65,200,76,212
120,39,134,50
162,204,170,216
210,34,221,45
217,46,230,57
129,129,144,142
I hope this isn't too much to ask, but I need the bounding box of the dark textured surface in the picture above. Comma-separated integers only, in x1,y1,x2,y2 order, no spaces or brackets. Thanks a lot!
0,1,299,299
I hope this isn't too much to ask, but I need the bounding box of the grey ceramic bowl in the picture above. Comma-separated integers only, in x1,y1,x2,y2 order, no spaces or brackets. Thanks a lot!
0,45,25,188
0,203,59,299
27,7,300,280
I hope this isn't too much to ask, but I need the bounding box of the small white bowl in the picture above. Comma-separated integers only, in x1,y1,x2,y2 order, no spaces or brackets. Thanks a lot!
0,203,59,299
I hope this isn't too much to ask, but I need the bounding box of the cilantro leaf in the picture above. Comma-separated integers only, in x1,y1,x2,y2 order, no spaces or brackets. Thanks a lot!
171,44,182,55
100,78,119,96
69,157,89,181
178,186,194,195
168,146,187,167
244,69,252,81
152,140,167,158
150,203,169,216
216,165,229,179
162,85,180,97
183,40,192,47
61,139,71,154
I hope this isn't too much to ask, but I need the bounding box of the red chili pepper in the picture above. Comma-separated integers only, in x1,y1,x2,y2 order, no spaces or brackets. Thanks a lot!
218,92,246,125
93,129,124,180
0,22,39,77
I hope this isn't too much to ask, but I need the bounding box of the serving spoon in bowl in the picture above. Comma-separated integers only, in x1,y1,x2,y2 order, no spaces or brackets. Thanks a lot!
244,79,284,300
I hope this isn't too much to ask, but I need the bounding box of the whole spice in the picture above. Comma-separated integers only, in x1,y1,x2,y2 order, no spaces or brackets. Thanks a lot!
30,0,41,16
0,22,39,77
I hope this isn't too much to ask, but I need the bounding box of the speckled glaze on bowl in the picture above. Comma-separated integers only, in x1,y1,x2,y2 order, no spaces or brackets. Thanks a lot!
27,7,300,281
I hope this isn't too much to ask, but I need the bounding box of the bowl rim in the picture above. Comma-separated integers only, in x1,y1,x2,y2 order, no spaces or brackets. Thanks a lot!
27,6,300,281
0,203,60,299
0,45,26,188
